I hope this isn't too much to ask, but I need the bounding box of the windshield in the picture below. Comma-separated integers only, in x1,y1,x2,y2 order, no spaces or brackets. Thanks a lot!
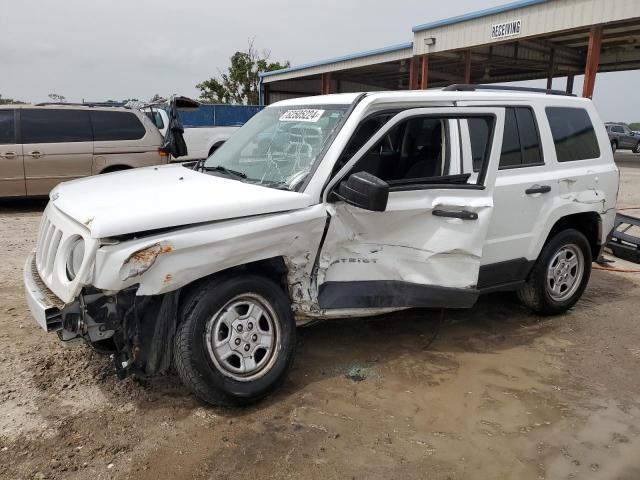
203,104,348,190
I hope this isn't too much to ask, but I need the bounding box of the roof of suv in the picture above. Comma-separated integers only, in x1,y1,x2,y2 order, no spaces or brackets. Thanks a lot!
271,89,592,107
0,104,140,113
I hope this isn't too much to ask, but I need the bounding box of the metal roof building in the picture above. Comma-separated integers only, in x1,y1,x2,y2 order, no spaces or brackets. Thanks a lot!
260,0,640,103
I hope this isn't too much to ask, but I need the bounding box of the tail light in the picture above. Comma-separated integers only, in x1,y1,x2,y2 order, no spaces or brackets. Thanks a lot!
158,147,169,158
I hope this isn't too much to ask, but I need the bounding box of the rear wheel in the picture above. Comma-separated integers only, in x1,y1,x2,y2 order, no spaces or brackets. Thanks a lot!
173,275,296,406
633,142,640,154
517,229,592,315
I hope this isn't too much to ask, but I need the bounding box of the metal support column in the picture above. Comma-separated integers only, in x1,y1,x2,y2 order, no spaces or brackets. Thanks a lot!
546,48,555,90
263,83,270,105
463,50,472,84
420,55,429,89
409,56,420,90
582,25,603,98
566,74,575,94
321,73,332,95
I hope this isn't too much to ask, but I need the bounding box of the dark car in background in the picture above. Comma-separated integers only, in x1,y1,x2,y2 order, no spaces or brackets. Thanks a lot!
605,122,640,153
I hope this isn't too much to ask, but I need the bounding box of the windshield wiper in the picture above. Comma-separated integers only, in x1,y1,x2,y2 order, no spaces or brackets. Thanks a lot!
244,178,291,190
201,165,247,180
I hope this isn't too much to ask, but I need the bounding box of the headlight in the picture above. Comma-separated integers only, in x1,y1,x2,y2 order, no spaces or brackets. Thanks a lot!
66,236,85,281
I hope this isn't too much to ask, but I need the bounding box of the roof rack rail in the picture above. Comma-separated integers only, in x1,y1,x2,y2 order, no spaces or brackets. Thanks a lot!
443,84,576,97
34,102,87,106
33,101,128,107
82,101,127,107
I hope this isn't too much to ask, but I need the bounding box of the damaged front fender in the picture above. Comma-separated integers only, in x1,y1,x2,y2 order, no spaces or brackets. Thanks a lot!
92,205,329,313
119,242,174,281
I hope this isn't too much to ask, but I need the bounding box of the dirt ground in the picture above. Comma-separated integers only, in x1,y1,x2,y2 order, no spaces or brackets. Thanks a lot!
1,161,640,480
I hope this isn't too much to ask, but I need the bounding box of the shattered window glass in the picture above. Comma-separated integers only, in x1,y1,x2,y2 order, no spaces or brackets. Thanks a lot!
203,104,348,190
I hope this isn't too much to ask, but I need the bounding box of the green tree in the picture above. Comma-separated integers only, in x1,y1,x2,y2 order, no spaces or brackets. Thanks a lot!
0,94,25,105
196,39,288,105
629,122,640,131
48,93,66,103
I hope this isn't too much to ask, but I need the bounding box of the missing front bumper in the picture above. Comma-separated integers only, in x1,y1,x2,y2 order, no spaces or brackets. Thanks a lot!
23,252,64,332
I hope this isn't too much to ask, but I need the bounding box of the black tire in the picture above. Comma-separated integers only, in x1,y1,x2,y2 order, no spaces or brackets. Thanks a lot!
173,274,296,406
633,142,640,154
611,140,617,153
517,229,592,316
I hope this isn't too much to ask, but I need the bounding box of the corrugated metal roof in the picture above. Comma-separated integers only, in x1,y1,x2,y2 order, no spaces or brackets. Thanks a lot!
412,0,549,32
259,41,413,79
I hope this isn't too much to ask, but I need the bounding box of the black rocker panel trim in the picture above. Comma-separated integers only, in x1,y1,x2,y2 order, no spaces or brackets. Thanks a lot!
318,280,479,310
477,258,535,289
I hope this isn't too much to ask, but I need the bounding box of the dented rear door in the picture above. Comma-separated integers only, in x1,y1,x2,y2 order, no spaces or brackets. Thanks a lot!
316,107,505,310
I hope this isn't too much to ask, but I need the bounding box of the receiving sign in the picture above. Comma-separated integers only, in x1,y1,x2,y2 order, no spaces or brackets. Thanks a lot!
491,19,522,40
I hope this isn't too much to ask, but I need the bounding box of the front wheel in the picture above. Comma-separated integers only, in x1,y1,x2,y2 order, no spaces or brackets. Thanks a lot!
517,229,592,316
611,140,618,153
633,142,640,154
173,275,296,406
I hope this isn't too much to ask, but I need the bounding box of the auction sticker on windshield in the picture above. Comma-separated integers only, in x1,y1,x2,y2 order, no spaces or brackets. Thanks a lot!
279,109,325,122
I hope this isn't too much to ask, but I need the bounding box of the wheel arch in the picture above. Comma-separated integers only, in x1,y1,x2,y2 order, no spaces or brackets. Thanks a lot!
178,256,291,313
541,211,602,262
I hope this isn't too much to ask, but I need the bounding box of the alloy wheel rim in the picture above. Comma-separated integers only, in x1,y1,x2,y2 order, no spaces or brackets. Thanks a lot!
546,243,584,302
205,293,280,382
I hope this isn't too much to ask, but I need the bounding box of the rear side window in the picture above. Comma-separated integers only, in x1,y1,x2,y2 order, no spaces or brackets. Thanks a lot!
469,107,542,170
516,108,542,165
0,110,15,144
21,109,92,143
546,107,600,162
144,111,165,130
90,111,146,141
499,107,542,168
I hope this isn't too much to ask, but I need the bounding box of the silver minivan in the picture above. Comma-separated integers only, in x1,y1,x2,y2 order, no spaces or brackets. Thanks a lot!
0,105,166,197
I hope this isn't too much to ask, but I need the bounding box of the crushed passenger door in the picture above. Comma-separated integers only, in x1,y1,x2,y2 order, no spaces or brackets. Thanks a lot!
316,107,505,310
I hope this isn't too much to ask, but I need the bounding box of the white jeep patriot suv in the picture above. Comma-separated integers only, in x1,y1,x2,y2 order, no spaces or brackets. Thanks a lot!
24,85,619,406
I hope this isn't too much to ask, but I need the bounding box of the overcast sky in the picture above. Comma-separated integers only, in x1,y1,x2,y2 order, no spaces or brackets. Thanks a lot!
1,0,638,122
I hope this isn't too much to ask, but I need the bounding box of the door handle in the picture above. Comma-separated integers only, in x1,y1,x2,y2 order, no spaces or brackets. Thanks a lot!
525,184,551,195
432,209,478,220
28,151,43,158
0,152,17,159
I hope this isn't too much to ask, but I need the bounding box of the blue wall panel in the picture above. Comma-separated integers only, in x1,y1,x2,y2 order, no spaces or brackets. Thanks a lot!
175,105,263,127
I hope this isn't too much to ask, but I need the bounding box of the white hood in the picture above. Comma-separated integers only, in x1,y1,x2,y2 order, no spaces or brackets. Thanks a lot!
51,164,313,238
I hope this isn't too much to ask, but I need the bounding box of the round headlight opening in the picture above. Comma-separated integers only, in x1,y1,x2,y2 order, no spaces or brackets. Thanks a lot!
66,236,85,281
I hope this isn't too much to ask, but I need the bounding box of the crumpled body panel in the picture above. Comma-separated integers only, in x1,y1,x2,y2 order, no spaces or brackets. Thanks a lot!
318,190,494,291
93,206,328,319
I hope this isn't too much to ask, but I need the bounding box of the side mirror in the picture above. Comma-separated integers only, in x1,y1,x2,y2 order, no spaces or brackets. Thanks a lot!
337,171,389,212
